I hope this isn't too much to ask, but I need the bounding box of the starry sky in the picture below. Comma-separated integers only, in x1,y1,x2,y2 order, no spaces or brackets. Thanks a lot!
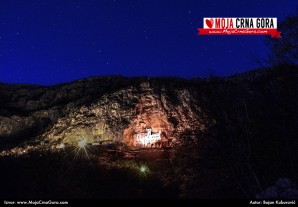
0,0,297,85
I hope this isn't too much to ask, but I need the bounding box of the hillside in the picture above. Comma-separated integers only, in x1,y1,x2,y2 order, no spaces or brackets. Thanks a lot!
0,75,210,148
0,64,297,198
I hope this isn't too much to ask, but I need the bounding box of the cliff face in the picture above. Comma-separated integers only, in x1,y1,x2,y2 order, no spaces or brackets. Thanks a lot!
1,65,298,198
0,76,210,148
0,65,297,152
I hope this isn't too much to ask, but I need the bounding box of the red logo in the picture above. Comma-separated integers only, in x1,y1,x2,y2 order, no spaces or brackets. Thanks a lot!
198,17,281,38
205,18,214,28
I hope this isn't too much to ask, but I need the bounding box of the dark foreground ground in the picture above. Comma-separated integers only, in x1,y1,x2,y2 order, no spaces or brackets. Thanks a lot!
0,146,179,199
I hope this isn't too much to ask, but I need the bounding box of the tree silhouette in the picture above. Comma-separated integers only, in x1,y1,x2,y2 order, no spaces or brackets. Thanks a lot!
266,10,298,65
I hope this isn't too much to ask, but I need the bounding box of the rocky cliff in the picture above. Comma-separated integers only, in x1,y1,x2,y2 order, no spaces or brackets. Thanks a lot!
0,76,210,148
1,64,298,198
0,65,297,151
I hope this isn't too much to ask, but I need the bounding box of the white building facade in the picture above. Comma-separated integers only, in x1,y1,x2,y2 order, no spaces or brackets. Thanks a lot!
133,128,161,147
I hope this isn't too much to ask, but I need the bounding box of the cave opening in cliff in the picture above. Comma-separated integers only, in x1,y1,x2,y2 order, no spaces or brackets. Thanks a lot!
123,109,174,148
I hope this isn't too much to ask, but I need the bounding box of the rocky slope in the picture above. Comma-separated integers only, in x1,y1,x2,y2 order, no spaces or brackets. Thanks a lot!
0,76,210,148
0,65,297,151
0,64,298,198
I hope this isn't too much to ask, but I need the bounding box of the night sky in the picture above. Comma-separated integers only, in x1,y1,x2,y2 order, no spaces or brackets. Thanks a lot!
0,0,297,85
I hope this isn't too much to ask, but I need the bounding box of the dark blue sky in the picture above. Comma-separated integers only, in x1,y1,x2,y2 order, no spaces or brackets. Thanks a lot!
0,0,297,85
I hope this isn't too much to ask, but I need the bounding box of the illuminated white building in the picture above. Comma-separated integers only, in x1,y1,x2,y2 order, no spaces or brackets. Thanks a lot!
133,128,161,147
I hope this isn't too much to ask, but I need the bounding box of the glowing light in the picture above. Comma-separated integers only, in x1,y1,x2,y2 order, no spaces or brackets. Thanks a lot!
78,140,87,148
140,166,146,172
139,165,149,175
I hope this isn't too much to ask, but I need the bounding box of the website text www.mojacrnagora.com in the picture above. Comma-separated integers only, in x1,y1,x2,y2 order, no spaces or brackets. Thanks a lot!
4,200,68,205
